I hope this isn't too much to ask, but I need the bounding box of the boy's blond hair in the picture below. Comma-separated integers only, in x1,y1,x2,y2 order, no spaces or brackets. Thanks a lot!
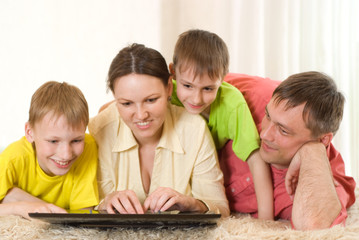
172,29,229,81
28,81,89,128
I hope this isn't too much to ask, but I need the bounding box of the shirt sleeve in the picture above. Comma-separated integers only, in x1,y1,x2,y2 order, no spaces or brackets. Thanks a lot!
88,110,117,202
228,102,260,161
328,143,356,210
190,123,230,217
95,129,117,201
0,152,16,201
211,82,260,161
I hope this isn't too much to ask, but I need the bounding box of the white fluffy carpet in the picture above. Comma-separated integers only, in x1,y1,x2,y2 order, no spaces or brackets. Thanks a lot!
1,188,358,240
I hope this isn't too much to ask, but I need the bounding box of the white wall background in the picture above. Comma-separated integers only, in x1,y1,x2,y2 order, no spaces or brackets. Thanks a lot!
0,0,358,182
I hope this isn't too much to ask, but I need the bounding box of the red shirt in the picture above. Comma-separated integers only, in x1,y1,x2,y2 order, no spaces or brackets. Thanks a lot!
220,73,356,222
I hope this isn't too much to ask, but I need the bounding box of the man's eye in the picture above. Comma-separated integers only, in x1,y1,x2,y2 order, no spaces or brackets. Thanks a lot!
183,84,191,89
265,111,270,119
279,128,289,135
48,140,58,144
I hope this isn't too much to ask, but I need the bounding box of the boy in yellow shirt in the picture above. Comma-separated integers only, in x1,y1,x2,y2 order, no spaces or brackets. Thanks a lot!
0,81,99,219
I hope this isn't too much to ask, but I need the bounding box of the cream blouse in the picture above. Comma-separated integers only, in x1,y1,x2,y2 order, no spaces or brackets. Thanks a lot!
88,102,229,216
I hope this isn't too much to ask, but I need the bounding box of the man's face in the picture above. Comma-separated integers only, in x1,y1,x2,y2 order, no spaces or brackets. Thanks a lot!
259,98,315,169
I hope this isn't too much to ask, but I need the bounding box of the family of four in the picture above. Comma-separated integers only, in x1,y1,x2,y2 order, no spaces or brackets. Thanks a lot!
0,29,355,231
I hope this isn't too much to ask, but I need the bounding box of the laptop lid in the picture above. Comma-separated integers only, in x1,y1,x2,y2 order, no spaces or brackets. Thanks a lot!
28,210,221,229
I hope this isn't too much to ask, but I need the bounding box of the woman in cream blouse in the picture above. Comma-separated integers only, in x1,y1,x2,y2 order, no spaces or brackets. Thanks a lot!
89,43,229,217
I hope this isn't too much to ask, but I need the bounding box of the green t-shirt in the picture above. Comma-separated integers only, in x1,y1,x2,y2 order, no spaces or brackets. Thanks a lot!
171,80,260,161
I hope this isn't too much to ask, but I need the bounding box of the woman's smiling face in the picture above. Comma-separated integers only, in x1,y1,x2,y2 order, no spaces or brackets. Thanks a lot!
113,73,172,144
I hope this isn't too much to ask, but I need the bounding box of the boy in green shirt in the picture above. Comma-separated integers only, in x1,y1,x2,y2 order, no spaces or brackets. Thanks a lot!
170,29,273,219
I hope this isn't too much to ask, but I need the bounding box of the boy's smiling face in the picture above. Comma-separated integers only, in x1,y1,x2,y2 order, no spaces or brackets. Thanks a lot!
174,65,222,117
25,113,86,176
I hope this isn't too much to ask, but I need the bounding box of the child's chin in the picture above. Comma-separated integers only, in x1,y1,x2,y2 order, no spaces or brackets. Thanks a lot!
51,164,74,176
53,168,71,176
186,108,202,115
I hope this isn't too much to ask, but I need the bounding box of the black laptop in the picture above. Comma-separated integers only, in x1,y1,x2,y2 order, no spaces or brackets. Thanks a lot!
29,210,221,229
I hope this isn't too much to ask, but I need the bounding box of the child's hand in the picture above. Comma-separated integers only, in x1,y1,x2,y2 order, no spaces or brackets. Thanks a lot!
18,202,67,219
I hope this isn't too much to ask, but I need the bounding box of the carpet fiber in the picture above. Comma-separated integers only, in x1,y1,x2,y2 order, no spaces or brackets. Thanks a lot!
1,188,358,240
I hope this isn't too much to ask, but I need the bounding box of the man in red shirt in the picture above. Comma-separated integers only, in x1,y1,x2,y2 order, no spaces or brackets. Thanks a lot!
221,72,356,230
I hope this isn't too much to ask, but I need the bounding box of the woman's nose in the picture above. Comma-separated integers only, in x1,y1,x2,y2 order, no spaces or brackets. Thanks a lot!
135,105,149,119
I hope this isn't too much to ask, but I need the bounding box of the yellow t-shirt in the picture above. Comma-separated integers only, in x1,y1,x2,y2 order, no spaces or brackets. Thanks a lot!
88,102,229,217
0,134,99,210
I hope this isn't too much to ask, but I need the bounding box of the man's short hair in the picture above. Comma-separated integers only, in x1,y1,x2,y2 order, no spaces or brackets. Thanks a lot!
272,71,344,137
28,81,89,128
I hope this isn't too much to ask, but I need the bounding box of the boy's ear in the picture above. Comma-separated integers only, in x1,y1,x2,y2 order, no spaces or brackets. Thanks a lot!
169,63,176,78
25,122,35,143
167,77,173,97
319,132,333,147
